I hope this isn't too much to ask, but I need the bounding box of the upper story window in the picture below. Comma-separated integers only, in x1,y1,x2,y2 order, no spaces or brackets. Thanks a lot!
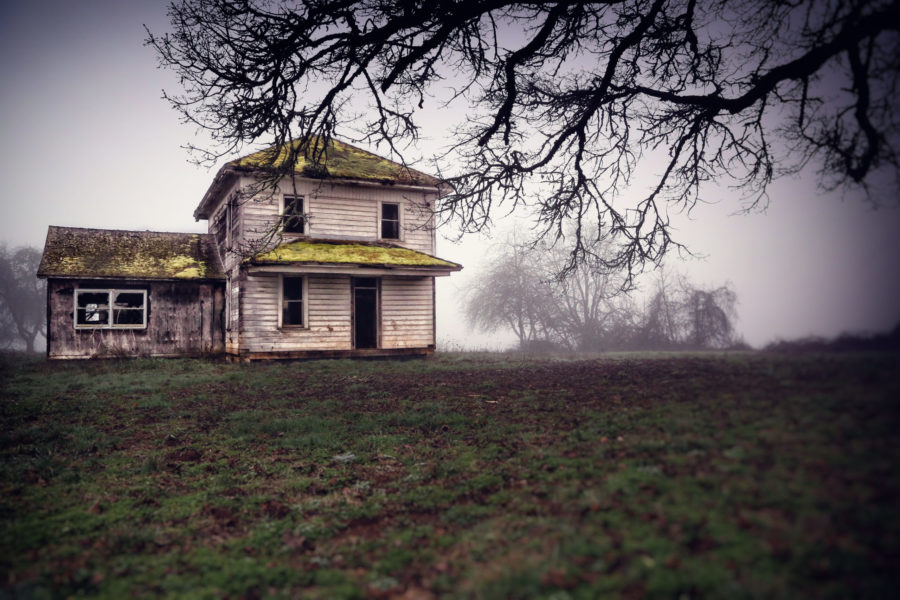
282,195,305,234
75,289,147,329
381,202,400,240
228,198,238,238
225,199,238,248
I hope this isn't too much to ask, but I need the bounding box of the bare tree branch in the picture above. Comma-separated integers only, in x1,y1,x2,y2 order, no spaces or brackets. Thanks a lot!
149,0,900,274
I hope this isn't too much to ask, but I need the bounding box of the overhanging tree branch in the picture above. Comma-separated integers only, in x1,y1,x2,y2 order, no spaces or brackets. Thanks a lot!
149,0,900,276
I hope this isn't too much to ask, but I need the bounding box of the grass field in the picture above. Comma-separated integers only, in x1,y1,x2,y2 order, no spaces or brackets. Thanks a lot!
1,351,898,599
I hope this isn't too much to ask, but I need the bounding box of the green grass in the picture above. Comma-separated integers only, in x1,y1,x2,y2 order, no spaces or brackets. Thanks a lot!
2,351,899,598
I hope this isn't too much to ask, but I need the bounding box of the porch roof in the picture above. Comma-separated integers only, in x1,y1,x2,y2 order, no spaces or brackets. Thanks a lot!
249,239,461,272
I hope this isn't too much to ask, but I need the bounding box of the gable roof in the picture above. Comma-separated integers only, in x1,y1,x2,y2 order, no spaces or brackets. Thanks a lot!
195,137,442,220
249,239,461,271
37,226,225,281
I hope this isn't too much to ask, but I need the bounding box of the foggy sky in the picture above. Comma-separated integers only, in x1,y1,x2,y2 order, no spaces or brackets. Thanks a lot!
1,0,898,348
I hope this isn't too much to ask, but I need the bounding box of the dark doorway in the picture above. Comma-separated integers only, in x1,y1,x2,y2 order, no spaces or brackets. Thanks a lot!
353,278,378,349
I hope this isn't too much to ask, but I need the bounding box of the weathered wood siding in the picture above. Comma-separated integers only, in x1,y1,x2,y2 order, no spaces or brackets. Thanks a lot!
46,279,225,359
239,273,353,353
237,178,437,255
234,274,434,355
208,176,245,275
381,277,434,349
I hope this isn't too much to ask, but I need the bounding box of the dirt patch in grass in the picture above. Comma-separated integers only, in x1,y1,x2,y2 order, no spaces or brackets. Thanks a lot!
2,351,899,598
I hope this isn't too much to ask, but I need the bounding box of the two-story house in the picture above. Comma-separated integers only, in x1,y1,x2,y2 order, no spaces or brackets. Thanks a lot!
37,139,461,359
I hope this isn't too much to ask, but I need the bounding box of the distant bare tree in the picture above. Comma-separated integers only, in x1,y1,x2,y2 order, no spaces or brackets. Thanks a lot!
464,234,740,350
638,269,683,350
540,237,631,351
150,0,900,279
637,271,739,349
682,282,738,349
0,246,46,353
465,238,555,348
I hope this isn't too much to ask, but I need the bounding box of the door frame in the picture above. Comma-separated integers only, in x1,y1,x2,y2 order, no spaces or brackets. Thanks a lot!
351,277,380,349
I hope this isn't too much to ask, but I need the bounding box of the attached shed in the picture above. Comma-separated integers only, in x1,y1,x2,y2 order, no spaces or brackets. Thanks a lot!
37,226,226,359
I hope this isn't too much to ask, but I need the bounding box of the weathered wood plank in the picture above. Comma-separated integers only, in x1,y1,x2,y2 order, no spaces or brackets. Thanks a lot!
46,279,225,359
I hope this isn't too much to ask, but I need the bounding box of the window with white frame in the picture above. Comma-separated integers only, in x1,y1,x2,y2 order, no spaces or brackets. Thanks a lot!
280,275,305,327
282,195,305,234
74,289,147,329
380,202,400,240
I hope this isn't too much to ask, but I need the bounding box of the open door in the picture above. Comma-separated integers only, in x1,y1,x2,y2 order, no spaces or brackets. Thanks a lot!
353,278,378,349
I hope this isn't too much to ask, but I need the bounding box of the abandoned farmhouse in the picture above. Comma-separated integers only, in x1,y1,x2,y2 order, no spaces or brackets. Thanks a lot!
36,139,462,360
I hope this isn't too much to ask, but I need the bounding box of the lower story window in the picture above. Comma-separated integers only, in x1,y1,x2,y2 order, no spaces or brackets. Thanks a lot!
75,289,147,329
281,276,304,327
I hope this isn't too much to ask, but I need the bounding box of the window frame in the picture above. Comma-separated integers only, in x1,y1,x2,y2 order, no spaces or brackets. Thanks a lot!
379,201,402,241
280,194,306,235
225,197,238,248
278,274,308,329
74,288,148,330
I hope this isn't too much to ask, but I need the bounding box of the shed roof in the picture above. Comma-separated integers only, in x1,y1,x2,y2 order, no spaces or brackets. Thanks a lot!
37,226,225,281
250,239,461,271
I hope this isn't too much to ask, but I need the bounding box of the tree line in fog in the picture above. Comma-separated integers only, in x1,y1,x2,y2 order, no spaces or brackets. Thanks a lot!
0,245,45,353
465,233,744,352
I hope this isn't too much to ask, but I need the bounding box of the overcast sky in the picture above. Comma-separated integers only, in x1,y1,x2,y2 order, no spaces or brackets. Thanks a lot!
1,0,898,348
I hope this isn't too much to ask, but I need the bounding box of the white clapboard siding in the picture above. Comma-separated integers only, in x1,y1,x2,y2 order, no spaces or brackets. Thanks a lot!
309,195,378,239
227,178,437,255
240,193,281,247
240,273,352,352
380,277,434,348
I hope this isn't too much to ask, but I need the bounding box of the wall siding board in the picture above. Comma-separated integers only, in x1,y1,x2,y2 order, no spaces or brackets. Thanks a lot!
234,273,435,354
46,279,225,359
231,178,437,255
239,274,353,353
380,277,434,349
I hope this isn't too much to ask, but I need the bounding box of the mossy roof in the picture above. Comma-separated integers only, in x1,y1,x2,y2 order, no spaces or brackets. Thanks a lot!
37,226,225,281
250,239,461,271
229,137,442,187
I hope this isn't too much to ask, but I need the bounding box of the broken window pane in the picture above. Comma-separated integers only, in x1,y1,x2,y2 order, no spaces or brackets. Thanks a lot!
114,308,144,325
76,291,110,326
115,292,145,308
77,305,109,325
113,292,145,326
75,289,146,329
77,291,108,308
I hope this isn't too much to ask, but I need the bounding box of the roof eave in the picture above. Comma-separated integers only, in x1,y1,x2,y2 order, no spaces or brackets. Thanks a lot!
248,263,461,277
193,166,240,221
251,259,460,269
38,274,227,282
226,164,443,192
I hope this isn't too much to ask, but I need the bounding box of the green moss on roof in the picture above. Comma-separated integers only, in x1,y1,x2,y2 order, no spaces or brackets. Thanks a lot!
251,240,460,269
231,137,441,187
37,227,225,280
